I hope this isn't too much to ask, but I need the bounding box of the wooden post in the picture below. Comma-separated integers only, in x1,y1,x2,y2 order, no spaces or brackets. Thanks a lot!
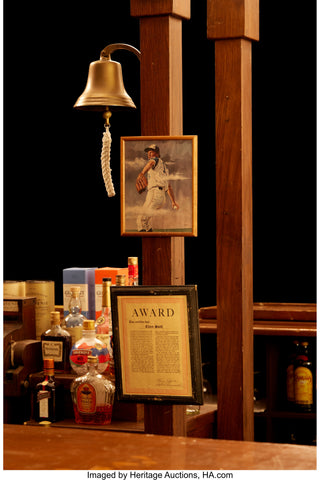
130,0,191,436
207,0,259,440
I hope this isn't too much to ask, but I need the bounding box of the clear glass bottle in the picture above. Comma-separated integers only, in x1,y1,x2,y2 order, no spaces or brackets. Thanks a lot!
70,355,115,425
95,277,115,383
63,286,87,346
69,319,109,376
34,358,62,423
41,311,72,373
128,257,139,285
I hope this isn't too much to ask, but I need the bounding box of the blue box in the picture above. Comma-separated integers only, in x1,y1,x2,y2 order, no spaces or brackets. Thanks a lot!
63,267,96,320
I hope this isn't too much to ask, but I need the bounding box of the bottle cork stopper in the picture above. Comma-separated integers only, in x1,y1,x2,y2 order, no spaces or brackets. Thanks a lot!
83,319,95,330
50,311,60,324
128,257,138,265
116,274,126,286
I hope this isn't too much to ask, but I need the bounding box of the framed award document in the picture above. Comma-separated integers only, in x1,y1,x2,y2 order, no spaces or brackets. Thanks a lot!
111,285,203,405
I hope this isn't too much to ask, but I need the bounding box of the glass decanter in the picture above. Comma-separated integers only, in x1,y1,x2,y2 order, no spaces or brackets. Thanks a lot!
70,355,115,425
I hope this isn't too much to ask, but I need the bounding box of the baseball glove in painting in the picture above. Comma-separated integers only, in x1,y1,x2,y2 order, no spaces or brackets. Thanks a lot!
136,173,148,193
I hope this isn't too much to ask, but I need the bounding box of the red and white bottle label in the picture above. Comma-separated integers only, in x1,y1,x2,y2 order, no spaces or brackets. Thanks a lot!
76,383,96,413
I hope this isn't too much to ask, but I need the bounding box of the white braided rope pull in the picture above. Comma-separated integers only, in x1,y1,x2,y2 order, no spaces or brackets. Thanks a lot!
100,125,115,197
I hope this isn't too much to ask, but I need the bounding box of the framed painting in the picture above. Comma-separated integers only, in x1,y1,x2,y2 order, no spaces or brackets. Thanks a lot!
120,135,198,236
110,285,203,405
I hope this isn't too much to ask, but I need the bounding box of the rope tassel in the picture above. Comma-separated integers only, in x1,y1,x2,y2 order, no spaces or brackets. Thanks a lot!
100,124,115,197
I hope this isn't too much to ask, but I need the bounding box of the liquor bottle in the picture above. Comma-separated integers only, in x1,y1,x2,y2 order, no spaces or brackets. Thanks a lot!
70,355,115,425
95,278,112,344
128,257,139,285
69,319,109,376
286,339,300,407
63,286,87,346
116,274,126,286
95,278,115,383
41,311,72,373
34,358,62,423
294,341,313,412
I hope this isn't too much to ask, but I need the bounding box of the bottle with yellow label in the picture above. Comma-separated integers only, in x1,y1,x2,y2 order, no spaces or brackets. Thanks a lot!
286,340,300,407
294,341,313,412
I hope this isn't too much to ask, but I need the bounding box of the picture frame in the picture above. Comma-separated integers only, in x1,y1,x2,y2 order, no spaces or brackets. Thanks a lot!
110,285,203,405
120,135,198,236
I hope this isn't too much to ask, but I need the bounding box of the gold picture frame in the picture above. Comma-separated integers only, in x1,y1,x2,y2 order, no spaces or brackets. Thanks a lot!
120,135,198,236
111,285,203,405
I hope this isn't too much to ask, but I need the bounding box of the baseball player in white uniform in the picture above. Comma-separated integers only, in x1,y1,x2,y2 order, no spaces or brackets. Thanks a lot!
136,144,179,232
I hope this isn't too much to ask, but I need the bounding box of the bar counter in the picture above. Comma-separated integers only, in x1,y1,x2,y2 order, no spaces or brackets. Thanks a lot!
3,424,317,470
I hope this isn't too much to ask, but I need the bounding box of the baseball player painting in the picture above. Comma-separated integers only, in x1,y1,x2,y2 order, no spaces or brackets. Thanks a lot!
136,144,179,232
121,136,197,236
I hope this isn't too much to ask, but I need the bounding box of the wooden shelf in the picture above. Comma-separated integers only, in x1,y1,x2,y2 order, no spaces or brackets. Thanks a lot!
25,403,217,438
199,303,317,444
199,302,317,336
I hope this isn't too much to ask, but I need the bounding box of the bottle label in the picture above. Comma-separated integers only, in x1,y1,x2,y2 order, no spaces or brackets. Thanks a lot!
70,348,92,366
294,366,313,405
65,325,83,345
42,340,63,362
70,343,110,375
96,312,110,334
128,264,138,285
37,390,51,418
77,383,96,413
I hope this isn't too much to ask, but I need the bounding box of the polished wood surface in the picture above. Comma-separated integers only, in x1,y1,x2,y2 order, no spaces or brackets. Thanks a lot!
130,1,190,436
199,303,317,336
131,0,190,19
200,303,317,321
207,0,259,40
3,424,316,470
207,0,259,441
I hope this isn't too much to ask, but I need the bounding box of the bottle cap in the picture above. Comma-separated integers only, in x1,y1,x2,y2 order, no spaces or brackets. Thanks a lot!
128,257,138,265
102,277,112,282
116,274,126,286
50,311,61,325
83,319,95,330
43,358,54,373
87,355,98,364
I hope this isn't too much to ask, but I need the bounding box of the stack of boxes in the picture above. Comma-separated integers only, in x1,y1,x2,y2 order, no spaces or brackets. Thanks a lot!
63,266,129,320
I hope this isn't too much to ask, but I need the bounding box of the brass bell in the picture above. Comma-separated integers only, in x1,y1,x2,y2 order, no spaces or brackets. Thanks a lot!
74,43,141,112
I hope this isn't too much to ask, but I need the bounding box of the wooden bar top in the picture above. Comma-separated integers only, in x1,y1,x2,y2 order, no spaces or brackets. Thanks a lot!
3,424,317,470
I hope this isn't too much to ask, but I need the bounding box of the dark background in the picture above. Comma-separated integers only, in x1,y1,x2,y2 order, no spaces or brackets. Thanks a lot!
3,1,316,308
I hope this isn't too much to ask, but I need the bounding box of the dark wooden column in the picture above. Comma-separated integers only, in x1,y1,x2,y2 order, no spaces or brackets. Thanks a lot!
130,0,190,436
207,0,259,440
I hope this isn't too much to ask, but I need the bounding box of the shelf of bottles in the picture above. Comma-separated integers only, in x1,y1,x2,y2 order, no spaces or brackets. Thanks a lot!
31,258,139,427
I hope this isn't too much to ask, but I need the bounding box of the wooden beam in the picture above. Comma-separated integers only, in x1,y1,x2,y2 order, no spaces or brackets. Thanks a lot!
131,0,190,436
131,0,190,20
207,0,259,440
207,0,259,41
